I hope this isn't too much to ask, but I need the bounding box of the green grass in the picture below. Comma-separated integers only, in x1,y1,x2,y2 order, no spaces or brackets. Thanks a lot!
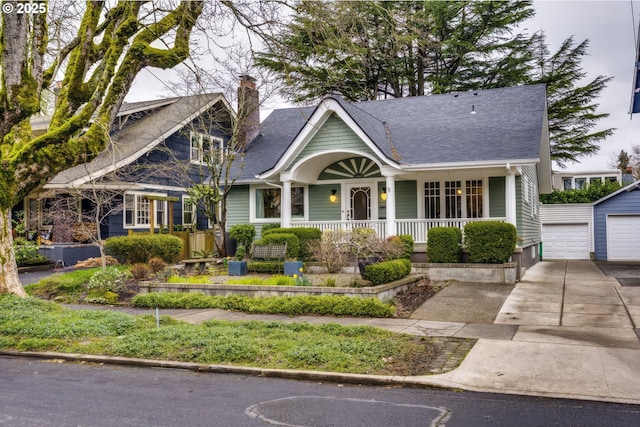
166,275,211,284
24,266,132,304
0,295,427,375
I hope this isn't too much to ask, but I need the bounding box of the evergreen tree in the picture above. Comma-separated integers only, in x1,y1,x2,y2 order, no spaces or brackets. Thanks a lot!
257,0,614,167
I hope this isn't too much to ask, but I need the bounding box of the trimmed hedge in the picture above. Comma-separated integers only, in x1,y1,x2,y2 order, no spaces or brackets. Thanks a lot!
105,234,183,264
131,293,395,317
256,233,300,259
262,227,322,261
248,261,284,274
364,258,412,286
464,221,517,263
426,227,462,263
396,234,414,259
229,224,255,248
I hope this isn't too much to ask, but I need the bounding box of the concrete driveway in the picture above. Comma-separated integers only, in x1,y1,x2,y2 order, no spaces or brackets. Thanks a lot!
596,262,640,287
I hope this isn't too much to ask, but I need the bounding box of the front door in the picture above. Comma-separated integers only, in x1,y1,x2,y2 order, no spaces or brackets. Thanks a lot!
348,185,371,220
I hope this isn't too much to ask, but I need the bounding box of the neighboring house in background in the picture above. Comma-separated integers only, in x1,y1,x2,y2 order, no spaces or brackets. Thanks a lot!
593,180,640,261
225,84,552,273
18,87,239,265
552,170,622,191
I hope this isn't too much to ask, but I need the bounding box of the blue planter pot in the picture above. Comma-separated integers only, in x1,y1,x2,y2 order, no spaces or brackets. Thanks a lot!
228,261,247,276
284,261,303,277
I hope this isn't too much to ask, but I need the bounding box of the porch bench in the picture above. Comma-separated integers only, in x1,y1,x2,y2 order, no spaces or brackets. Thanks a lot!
180,258,217,275
250,243,287,262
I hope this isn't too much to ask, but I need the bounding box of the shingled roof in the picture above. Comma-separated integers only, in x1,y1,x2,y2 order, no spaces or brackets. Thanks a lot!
46,93,226,187
239,84,548,181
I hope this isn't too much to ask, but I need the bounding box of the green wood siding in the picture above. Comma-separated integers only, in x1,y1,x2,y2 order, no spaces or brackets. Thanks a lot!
288,115,375,170
489,177,506,217
225,185,250,230
516,164,541,246
309,184,341,221
395,180,417,219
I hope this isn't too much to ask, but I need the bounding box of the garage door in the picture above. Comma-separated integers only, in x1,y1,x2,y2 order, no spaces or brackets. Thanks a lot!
542,224,590,260
607,216,640,261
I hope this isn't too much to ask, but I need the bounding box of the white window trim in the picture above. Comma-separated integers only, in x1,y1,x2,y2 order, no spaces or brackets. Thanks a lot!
123,191,167,229
418,176,488,220
249,184,308,223
190,131,224,165
182,195,197,227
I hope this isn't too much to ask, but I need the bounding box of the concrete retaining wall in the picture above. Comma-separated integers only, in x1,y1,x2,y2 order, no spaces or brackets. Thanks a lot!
412,262,517,285
138,275,425,301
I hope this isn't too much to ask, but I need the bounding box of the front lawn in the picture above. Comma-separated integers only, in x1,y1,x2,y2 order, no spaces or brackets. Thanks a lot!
0,294,438,376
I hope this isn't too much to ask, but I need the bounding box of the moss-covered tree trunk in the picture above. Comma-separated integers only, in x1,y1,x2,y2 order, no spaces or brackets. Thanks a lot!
0,209,26,297
0,1,204,296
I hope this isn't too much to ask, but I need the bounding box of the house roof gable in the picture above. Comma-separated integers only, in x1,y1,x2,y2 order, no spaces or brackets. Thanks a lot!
239,84,548,181
46,93,228,187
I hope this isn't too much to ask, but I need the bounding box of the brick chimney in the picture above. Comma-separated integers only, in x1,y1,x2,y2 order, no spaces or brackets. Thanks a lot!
238,75,260,145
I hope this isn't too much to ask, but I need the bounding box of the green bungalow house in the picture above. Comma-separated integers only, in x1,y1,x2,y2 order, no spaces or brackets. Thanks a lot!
228,84,552,270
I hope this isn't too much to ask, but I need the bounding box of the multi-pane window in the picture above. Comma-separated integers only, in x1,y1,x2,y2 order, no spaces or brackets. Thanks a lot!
182,197,196,226
424,179,484,219
190,131,223,164
575,178,586,189
445,181,462,218
124,193,167,228
424,181,441,219
563,178,572,190
466,180,483,218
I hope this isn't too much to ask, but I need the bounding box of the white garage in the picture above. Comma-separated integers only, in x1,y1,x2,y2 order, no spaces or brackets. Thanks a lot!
540,204,593,260
542,223,590,260
606,215,640,261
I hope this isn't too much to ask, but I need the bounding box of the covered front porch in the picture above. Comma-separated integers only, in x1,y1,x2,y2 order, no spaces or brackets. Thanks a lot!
289,218,507,245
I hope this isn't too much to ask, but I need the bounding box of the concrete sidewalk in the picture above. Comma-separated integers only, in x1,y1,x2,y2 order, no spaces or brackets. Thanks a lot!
164,260,640,404
423,260,640,404
31,260,640,404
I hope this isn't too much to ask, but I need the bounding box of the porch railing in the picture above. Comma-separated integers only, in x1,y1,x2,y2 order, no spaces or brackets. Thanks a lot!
291,220,386,239
292,218,506,244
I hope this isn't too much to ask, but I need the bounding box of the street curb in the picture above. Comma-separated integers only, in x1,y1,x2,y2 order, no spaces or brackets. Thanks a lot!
0,350,445,389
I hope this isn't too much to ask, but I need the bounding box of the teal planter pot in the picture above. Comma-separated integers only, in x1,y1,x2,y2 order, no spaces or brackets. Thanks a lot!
228,261,247,276
284,261,303,277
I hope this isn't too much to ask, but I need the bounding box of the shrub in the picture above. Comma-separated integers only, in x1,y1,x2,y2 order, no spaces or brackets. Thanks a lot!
130,263,152,280
262,227,322,261
256,233,300,259
309,229,349,273
147,257,167,274
540,180,622,204
104,234,183,264
131,293,394,317
260,223,281,234
426,227,462,263
229,224,256,248
396,235,414,259
14,240,50,267
464,221,517,264
235,244,247,260
248,261,283,274
363,259,412,286
86,267,131,293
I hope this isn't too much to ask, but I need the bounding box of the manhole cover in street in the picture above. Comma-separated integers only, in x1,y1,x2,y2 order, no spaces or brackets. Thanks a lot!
618,278,640,286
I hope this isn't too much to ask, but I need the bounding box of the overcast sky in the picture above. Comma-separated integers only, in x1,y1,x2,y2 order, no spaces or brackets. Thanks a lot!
128,1,640,173
526,0,640,171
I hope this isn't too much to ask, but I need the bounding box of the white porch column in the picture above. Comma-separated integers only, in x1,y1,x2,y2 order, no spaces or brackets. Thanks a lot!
505,168,517,227
385,175,396,237
281,179,291,228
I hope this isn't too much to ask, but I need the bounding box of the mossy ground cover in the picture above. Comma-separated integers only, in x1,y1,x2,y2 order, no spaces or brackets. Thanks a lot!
0,295,435,375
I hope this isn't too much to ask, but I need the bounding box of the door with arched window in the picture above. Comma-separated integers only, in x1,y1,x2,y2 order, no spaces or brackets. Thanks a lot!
347,185,371,220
